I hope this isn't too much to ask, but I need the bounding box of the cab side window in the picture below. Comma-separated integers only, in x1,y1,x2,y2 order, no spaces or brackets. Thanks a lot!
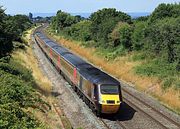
94,85,98,101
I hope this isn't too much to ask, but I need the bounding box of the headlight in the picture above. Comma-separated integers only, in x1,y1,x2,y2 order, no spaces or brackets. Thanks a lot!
102,100,105,103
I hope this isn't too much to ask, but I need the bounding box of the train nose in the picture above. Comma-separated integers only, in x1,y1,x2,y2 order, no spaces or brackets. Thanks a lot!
100,94,121,113
101,105,120,113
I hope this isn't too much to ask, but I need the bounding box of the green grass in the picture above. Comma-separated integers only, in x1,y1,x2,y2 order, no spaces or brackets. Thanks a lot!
134,58,180,90
131,52,146,61
95,45,127,60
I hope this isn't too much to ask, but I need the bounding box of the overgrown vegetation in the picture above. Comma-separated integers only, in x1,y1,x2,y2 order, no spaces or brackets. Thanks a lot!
0,56,51,128
0,6,50,128
50,3,180,90
0,7,32,57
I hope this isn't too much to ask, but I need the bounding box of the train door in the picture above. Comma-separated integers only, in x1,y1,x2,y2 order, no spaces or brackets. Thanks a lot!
91,85,94,100
79,76,83,90
94,85,99,105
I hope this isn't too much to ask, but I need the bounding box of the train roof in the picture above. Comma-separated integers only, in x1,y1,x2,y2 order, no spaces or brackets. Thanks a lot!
52,46,69,55
37,34,58,48
36,32,45,38
62,53,88,67
45,41,58,48
79,67,119,85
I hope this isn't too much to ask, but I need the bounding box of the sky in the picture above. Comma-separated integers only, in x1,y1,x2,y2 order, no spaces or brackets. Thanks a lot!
0,0,179,14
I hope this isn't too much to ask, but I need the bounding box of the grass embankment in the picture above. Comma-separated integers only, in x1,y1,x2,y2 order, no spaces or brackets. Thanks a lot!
12,28,72,129
20,28,52,94
46,29,180,114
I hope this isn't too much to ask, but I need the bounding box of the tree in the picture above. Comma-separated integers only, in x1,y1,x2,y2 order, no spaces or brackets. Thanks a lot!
0,7,13,57
109,22,133,49
29,12,33,20
90,8,132,46
5,15,32,40
149,3,180,23
51,10,79,32
131,21,147,50
63,20,92,41
144,17,180,63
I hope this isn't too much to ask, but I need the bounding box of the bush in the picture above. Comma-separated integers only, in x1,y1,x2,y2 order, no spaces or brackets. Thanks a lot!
135,59,179,89
0,60,34,83
90,8,132,46
50,10,82,32
13,41,26,50
0,103,39,129
109,22,133,49
0,69,40,128
144,17,180,64
0,8,13,57
104,45,127,60
63,20,92,41
0,59,49,128
149,3,180,23
131,52,146,61
0,7,32,58
131,21,147,50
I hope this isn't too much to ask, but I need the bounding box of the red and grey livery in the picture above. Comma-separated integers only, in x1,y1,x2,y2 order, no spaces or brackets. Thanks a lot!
34,30,123,116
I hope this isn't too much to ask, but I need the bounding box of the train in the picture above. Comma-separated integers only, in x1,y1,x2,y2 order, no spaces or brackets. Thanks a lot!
34,29,122,116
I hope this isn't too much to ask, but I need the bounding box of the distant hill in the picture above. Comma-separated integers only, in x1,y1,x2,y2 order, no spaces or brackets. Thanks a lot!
128,12,150,18
32,12,150,18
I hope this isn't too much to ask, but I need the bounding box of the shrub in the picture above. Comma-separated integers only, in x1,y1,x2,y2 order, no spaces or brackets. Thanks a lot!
90,8,132,46
135,59,179,89
109,22,133,49
131,21,147,50
149,3,180,23
144,17,180,64
0,60,34,83
0,60,49,128
63,20,92,42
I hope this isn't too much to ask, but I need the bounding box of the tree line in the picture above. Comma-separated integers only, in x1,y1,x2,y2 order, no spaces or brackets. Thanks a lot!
50,3,180,89
0,7,32,57
0,7,50,128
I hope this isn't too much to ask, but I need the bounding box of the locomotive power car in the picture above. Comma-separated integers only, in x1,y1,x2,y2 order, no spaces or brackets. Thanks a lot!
34,31,122,116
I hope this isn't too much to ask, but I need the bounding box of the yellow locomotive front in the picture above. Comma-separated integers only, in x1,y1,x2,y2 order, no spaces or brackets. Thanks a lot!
98,84,122,114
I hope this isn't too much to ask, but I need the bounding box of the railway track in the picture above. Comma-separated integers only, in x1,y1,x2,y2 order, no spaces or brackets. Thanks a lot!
117,121,127,129
100,119,111,129
100,118,127,129
123,97,167,129
52,103,66,129
122,88,180,129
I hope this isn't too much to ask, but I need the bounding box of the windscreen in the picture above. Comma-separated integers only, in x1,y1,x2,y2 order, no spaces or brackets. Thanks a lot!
100,85,119,94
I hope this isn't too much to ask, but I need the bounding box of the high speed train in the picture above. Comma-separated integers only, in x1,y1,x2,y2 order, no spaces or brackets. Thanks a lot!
34,30,122,116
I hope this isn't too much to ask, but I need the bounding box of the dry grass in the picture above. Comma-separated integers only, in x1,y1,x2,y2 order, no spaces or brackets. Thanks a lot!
12,28,72,128
48,32,180,114
13,49,52,94
29,96,66,129
13,28,52,94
